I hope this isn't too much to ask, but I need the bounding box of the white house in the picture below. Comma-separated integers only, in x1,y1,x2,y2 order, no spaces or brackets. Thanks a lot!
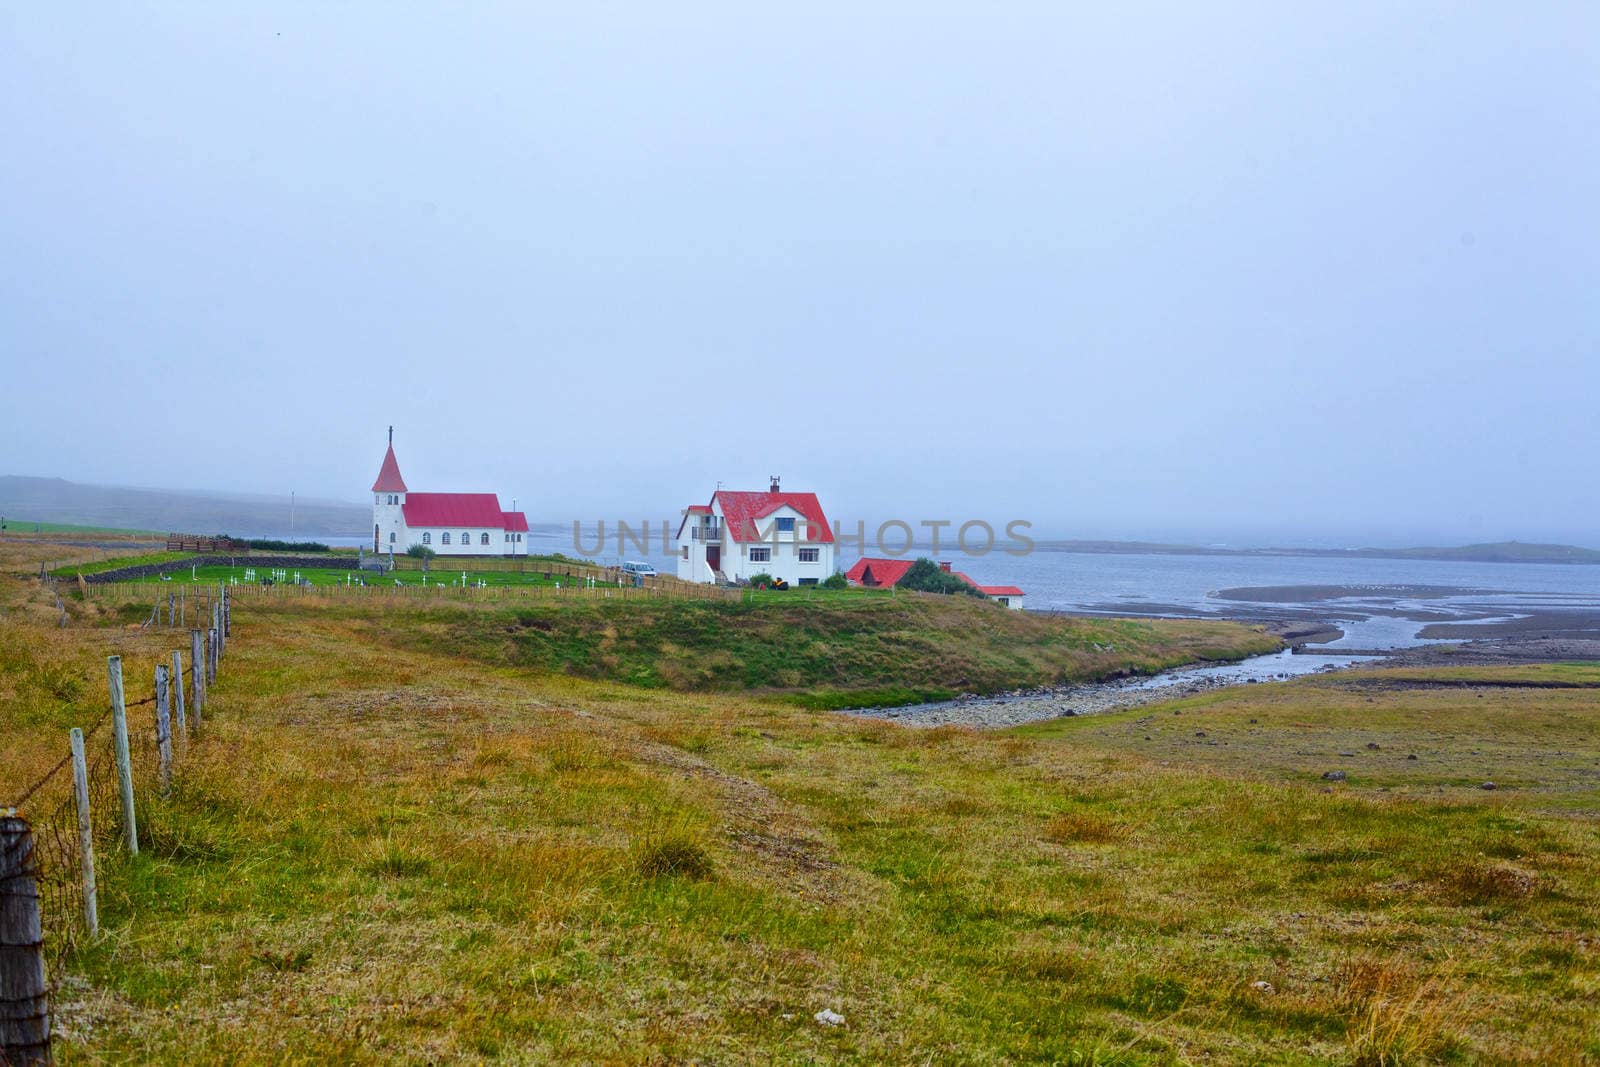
675,479,835,585
370,430,530,557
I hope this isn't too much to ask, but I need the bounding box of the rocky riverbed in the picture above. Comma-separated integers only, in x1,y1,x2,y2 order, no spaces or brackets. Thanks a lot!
843,653,1359,729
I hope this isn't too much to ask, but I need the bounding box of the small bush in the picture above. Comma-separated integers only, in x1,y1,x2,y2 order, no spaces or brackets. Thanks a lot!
362,837,433,878
1439,861,1538,904
747,573,776,588
634,834,714,880
896,558,986,597
820,571,849,590
247,538,329,552
1334,957,1474,1066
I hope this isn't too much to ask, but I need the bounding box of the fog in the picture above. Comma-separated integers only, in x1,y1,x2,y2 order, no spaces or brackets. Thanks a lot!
2,3,1595,546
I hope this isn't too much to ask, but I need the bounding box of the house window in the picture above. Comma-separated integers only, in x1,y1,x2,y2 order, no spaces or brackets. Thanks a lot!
798,577,819,586
388,532,395,544
682,546,689,559
749,547,771,563
441,532,451,545
481,533,490,545
775,517,795,533
422,532,431,545
799,548,819,563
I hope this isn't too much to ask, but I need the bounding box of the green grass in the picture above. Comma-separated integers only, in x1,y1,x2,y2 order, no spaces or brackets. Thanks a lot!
1,519,163,535
5,562,1597,1062
47,551,195,578
108,563,578,590
381,593,1280,705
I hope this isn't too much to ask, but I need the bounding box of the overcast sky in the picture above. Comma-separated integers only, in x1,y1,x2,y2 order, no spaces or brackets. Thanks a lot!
2,3,1596,546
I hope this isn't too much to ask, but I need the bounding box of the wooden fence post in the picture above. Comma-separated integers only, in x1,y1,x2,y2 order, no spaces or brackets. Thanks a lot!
69,729,97,939
171,651,186,741
190,630,204,728
207,628,218,686
222,585,230,638
0,814,51,1065
106,656,138,855
154,665,172,793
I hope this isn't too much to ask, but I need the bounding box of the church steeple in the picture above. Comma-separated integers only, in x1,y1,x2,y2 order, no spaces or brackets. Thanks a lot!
371,427,408,493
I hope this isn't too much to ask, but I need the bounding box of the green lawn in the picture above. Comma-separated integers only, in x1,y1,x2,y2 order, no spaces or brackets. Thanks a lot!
114,563,586,590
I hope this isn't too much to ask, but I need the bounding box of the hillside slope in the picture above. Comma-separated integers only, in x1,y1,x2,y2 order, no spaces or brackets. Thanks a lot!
0,475,366,536
356,593,1280,707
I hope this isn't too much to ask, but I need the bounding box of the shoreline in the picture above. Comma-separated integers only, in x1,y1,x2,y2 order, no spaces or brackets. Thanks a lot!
843,601,1600,729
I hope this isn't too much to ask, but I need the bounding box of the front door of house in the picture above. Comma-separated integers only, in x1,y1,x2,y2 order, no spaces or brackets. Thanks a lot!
706,545,721,575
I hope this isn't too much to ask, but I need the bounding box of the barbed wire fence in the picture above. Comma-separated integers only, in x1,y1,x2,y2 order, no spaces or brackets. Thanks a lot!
2,583,233,1064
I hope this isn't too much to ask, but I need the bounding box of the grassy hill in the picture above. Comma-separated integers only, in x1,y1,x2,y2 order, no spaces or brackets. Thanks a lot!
4,562,1598,1062
0,474,367,537
310,592,1280,708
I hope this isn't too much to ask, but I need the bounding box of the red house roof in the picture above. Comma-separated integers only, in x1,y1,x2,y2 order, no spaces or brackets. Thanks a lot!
844,557,915,587
714,490,834,543
371,444,408,493
953,572,1025,598
403,493,512,529
845,558,1025,598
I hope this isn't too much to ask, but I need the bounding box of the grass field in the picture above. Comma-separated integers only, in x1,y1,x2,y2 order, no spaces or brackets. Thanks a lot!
110,563,581,590
0,519,163,536
3,561,1598,1063
265,591,1281,708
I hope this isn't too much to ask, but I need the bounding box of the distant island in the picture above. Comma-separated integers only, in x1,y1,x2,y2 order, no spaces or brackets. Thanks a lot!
1035,539,1600,565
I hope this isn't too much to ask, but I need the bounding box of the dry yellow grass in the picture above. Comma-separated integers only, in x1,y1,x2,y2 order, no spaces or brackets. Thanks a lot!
3,556,1598,1063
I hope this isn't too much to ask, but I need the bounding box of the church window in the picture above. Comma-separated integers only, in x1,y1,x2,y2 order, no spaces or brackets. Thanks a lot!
461,531,471,544
481,533,490,545
441,532,451,545
422,532,431,545
389,532,395,544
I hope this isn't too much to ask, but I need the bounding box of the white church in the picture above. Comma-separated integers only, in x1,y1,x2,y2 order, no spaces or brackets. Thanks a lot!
370,430,529,557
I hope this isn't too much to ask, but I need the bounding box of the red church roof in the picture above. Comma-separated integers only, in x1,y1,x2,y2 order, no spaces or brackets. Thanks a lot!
403,493,512,528
844,557,915,587
371,443,408,493
714,490,834,543
502,511,529,533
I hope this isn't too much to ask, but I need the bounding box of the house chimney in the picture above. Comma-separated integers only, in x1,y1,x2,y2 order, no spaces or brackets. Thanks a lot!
769,474,781,493
939,561,952,573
